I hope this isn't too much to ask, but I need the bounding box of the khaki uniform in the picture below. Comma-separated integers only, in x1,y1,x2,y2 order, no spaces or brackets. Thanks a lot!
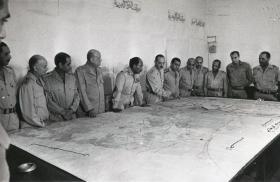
42,69,80,121
253,64,280,101
163,67,180,99
0,124,9,182
179,67,194,97
112,67,143,110
75,64,105,116
193,67,208,96
145,66,171,104
0,66,19,131
19,72,49,127
204,71,228,97
226,61,253,99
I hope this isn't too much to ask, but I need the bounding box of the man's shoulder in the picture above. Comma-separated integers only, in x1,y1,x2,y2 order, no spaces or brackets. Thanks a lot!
164,68,171,74
226,63,234,69
253,65,262,71
21,74,35,86
220,70,226,74
75,64,88,72
147,67,158,75
270,64,279,70
240,61,251,68
202,67,209,72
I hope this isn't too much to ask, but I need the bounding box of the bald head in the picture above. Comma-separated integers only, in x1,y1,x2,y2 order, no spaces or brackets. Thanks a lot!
29,54,48,75
187,58,195,70
87,49,102,67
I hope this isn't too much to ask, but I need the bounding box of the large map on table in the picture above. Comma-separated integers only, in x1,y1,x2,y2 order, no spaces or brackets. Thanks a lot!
10,97,280,182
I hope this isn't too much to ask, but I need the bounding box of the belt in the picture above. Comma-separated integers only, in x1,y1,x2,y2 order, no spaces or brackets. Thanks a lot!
256,89,277,94
207,88,223,92
0,107,16,114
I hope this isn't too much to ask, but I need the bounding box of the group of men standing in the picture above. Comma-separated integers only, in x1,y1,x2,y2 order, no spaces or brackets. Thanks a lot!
1,46,280,134
145,51,280,104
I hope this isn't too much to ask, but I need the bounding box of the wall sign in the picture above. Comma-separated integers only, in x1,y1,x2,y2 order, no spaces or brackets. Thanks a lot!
113,0,141,12
191,18,205,27
168,10,185,23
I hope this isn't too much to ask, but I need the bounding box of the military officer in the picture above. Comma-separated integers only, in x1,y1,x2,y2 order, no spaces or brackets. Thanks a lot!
19,55,49,127
253,51,280,101
0,42,19,131
204,59,228,97
163,57,181,100
75,49,105,117
42,52,80,121
226,51,253,99
112,57,143,111
193,56,208,96
179,58,195,97
145,54,171,104
0,0,13,181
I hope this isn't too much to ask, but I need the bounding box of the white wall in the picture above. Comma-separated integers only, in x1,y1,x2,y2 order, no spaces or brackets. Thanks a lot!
205,0,280,70
6,0,207,78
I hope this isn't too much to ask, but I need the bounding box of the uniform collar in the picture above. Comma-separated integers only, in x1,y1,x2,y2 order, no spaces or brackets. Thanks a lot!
256,64,273,70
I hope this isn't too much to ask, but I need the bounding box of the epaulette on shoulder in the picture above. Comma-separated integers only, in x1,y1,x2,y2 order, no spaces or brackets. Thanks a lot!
272,65,279,70
21,76,31,85
253,66,261,71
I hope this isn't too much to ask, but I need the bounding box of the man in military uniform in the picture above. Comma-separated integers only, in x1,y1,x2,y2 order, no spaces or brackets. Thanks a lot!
179,58,195,97
145,54,171,104
0,42,18,131
253,51,280,101
112,57,143,111
193,56,208,96
43,52,80,121
75,49,105,117
204,59,228,97
226,51,253,99
163,57,181,100
0,0,13,181
19,55,49,127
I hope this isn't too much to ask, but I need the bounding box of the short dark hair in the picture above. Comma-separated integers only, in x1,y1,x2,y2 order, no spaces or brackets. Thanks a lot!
260,51,271,59
129,57,142,69
213,59,221,68
171,57,181,64
155,54,164,62
54,52,70,66
87,51,94,61
29,55,44,71
195,56,203,60
187,58,195,64
0,42,8,54
230,51,240,57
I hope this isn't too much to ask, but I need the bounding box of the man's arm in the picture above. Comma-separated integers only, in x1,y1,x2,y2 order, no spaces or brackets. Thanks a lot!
75,69,93,112
146,70,171,98
134,82,143,106
69,77,80,112
112,72,126,109
19,82,44,127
